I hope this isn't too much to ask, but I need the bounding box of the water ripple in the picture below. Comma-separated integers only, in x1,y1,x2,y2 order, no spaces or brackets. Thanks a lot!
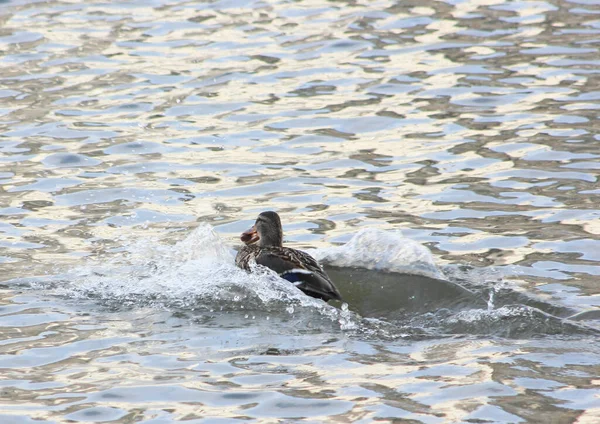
2,0,600,421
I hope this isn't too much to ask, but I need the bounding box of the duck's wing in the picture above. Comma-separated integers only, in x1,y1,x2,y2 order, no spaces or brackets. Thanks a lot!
255,247,342,302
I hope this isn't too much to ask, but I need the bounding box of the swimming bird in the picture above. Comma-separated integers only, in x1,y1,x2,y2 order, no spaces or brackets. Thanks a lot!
235,211,342,302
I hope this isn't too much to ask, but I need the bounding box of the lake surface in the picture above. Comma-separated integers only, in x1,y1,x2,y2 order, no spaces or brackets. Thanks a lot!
1,0,600,422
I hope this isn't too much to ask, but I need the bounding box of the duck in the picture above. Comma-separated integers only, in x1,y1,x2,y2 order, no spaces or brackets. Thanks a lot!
235,211,342,302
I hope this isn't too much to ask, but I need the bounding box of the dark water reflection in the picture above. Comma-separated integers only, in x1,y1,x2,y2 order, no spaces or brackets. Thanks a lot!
2,0,600,421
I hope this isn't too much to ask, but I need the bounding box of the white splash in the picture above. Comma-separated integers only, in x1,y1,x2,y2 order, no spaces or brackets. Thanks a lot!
56,223,323,311
311,228,444,280
44,224,446,333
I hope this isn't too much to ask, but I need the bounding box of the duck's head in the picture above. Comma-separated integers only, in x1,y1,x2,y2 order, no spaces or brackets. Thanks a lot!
241,211,283,247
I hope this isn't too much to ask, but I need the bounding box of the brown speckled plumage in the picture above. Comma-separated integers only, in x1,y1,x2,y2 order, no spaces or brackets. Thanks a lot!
235,212,342,302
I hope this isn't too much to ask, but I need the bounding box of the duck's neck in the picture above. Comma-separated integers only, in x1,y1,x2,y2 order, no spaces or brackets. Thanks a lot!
258,230,283,247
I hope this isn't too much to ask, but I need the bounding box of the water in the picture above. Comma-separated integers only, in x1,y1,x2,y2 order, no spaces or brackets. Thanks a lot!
2,0,600,422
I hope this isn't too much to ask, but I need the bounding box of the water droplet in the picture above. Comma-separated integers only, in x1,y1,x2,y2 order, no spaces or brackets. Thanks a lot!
487,287,496,310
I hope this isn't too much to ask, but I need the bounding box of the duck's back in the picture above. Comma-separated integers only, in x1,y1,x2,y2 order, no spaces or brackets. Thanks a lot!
235,245,342,302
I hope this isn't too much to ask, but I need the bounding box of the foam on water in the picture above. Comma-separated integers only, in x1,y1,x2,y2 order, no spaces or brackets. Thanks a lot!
20,223,447,337
55,223,322,311
24,224,365,333
311,228,444,280
11,223,590,338
51,224,444,310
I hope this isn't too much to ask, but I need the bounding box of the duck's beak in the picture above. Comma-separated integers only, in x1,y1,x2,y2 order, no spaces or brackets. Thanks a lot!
241,225,259,245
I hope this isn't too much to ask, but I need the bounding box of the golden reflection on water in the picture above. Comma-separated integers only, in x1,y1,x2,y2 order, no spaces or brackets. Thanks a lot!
2,0,600,421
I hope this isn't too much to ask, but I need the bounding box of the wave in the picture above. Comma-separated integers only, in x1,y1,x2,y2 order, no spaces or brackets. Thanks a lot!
311,227,444,280
6,223,597,338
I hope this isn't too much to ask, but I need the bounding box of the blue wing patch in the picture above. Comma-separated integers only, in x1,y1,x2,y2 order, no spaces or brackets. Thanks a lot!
280,268,313,286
